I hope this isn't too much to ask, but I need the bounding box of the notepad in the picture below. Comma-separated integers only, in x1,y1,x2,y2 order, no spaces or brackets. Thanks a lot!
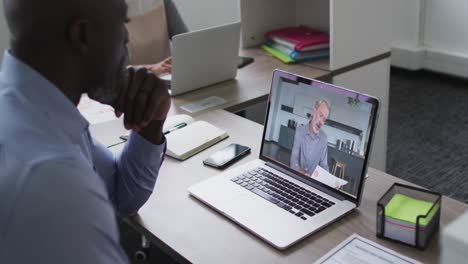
164,115,229,160
385,193,437,226
381,193,439,245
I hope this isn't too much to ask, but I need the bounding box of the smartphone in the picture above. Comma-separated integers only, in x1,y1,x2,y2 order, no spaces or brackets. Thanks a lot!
237,56,254,69
203,143,251,169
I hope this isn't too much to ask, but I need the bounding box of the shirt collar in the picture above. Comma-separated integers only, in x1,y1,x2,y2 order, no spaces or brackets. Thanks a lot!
305,121,320,139
0,50,90,142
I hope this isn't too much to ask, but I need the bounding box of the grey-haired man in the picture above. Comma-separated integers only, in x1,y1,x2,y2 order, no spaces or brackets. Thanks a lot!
290,99,330,175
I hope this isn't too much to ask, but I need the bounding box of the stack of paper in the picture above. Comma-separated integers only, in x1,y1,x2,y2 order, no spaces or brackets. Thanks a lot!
311,166,348,189
383,193,438,245
314,234,422,264
262,26,330,63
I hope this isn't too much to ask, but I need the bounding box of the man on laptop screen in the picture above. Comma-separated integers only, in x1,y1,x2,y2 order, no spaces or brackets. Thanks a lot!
290,99,331,175
189,70,379,249
263,75,378,197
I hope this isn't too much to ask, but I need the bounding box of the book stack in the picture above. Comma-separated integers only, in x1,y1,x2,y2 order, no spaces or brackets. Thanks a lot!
382,193,439,247
262,25,330,64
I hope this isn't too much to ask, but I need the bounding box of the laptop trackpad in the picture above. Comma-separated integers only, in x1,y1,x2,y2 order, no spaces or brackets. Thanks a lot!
225,195,270,218
224,195,298,242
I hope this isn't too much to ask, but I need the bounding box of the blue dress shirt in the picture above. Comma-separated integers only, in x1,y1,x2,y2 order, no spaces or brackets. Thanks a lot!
290,123,329,174
0,51,166,263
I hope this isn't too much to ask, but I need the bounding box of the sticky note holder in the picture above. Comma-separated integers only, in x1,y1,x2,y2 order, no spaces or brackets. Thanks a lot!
376,183,442,249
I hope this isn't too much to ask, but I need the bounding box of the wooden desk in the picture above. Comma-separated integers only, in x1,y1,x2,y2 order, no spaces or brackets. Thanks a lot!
92,49,466,263
113,109,467,264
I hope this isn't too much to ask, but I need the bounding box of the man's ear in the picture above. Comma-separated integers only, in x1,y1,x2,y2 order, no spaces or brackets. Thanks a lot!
67,19,90,54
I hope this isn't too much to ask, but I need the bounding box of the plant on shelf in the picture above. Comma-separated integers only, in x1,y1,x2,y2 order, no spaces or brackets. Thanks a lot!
347,97,360,106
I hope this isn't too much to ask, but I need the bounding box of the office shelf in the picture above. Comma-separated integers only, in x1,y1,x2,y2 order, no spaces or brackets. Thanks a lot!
240,0,391,171
240,0,391,71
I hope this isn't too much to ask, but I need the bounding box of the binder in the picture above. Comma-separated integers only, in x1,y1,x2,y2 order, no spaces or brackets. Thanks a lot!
262,44,329,63
265,25,329,51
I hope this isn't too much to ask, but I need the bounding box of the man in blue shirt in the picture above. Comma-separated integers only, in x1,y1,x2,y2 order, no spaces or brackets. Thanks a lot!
0,0,170,263
290,99,330,175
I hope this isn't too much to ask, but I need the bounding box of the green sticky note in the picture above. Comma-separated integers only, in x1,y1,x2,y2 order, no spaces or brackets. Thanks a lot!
385,193,438,226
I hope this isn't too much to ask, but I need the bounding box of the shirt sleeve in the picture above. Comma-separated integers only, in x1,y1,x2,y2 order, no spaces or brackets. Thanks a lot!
318,133,329,172
114,131,166,216
290,127,301,170
319,143,329,172
92,131,166,216
2,160,129,264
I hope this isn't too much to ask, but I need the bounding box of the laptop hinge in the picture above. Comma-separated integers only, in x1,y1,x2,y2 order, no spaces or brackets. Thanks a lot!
265,162,350,202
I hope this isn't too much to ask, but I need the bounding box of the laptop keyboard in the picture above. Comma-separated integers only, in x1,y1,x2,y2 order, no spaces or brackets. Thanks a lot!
231,168,335,221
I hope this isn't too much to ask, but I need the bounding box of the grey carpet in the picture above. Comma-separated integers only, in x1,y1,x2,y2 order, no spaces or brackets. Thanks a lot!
387,68,468,203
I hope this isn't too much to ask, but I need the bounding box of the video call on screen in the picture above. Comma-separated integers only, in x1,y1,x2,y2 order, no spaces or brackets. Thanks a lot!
262,77,375,197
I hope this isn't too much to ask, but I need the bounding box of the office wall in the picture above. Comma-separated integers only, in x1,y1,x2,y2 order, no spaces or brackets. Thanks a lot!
423,0,468,77
392,0,421,48
392,0,468,77
168,0,240,31
0,2,9,62
127,0,163,17
424,0,468,55
391,0,425,70
240,0,296,47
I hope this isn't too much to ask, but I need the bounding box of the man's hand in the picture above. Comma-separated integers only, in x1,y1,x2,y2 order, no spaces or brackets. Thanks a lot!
113,66,171,144
139,57,172,77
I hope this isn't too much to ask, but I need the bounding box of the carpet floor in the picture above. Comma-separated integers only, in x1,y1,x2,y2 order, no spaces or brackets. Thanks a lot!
387,68,468,203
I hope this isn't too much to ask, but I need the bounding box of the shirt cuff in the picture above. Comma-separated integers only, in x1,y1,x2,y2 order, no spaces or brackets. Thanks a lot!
125,131,166,164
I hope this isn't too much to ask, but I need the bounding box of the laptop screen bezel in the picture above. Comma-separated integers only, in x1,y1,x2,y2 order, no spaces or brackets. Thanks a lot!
258,69,380,205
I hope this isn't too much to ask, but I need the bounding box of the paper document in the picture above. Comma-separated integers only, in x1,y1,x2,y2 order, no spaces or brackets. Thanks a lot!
314,234,422,264
181,96,226,113
311,166,348,189
77,95,117,125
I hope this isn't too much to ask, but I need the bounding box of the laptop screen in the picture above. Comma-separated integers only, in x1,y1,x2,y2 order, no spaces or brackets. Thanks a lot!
260,70,379,201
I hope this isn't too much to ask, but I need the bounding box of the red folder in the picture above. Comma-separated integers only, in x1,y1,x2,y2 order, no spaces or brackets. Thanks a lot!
265,26,329,51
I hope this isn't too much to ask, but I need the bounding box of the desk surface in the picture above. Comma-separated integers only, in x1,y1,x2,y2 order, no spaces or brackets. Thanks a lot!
117,110,467,264
97,49,467,264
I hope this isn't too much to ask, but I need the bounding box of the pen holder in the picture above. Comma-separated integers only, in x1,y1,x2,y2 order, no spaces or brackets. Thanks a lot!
376,183,441,250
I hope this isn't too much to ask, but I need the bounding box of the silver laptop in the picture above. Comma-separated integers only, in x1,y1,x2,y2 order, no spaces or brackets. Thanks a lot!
164,21,241,96
188,69,380,249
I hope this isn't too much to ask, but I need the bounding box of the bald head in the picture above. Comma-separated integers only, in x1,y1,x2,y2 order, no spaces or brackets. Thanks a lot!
3,0,130,105
4,0,102,49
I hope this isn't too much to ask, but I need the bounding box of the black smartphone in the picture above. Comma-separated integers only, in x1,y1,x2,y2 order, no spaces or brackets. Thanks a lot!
237,56,254,69
203,143,251,169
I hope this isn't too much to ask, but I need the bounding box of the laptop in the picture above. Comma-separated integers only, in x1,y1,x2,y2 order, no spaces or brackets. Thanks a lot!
163,21,241,96
188,69,380,249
